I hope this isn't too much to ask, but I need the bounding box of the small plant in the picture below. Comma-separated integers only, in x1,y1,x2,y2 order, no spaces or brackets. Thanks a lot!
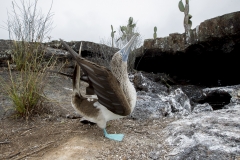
0,60,52,119
178,0,192,41
153,26,157,39
0,0,55,119
111,25,116,48
0,44,55,120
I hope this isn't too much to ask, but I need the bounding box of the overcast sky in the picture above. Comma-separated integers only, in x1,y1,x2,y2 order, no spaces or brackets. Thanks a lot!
0,0,239,44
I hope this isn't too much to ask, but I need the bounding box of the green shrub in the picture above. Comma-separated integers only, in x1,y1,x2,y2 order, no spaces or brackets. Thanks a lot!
0,0,54,119
0,50,54,119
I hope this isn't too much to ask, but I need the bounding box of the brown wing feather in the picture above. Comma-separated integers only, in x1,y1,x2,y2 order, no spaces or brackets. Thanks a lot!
60,39,131,116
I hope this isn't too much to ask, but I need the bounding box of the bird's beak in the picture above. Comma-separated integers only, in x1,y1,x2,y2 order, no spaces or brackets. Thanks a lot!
119,33,139,62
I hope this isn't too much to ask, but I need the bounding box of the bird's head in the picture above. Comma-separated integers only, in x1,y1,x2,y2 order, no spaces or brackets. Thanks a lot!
119,33,139,62
110,33,139,81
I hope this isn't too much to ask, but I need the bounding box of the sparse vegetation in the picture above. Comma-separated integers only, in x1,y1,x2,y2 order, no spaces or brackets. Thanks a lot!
6,0,53,70
0,0,55,119
0,60,50,119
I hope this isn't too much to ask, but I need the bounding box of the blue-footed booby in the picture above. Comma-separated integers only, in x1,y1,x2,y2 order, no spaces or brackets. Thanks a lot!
60,34,138,141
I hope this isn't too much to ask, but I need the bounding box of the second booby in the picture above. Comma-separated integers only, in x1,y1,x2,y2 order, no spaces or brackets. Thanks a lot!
60,34,138,141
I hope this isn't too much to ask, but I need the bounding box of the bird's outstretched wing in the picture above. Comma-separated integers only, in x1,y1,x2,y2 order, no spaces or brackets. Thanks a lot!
60,39,131,116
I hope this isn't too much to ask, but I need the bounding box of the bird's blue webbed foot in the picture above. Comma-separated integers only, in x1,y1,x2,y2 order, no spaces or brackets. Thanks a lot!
103,129,124,141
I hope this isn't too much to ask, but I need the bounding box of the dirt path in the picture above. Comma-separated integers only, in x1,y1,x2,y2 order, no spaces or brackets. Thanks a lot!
32,118,173,160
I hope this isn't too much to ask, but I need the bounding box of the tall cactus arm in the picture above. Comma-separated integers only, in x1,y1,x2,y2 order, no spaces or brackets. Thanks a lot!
178,0,185,12
153,26,157,39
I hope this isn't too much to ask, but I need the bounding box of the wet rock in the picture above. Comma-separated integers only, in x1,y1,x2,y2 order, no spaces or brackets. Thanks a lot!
133,72,151,92
160,105,240,160
131,88,191,120
131,72,192,119
192,103,213,113
160,88,191,115
171,85,205,105
132,71,240,120
202,85,240,109
132,81,240,120
130,94,171,120
0,40,12,67
199,91,231,110
133,72,168,94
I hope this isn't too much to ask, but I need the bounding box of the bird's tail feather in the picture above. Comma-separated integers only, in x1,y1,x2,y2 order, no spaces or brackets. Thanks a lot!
72,65,80,94
73,43,82,94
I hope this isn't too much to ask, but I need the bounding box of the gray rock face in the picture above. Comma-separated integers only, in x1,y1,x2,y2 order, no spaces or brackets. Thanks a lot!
131,93,171,120
131,88,191,120
201,85,240,110
0,40,12,67
47,40,118,69
133,72,168,94
160,105,240,160
0,39,118,69
132,72,193,120
192,103,213,113
135,11,240,87
131,73,240,119
143,11,240,54
171,85,205,104
162,88,191,115
131,73,240,159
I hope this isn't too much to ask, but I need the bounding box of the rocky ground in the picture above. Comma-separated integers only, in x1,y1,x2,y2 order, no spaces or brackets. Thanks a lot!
0,68,240,160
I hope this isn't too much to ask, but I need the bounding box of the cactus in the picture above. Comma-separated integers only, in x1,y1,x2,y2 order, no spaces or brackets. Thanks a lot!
178,0,192,42
153,26,157,39
129,17,133,24
117,17,137,42
111,25,116,48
